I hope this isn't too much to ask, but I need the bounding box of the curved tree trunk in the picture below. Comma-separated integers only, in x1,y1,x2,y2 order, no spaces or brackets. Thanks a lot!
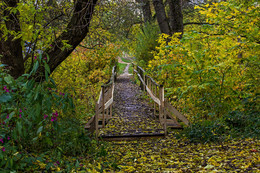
45,0,98,74
152,0,171,35
0,0,24,78
0,0,98,79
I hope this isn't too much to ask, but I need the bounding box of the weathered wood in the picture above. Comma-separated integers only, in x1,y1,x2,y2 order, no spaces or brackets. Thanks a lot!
102,86,105,128
146,85,161,105
146,75,160,86
95,102,99,138
165,100,189,126
85,65,116,136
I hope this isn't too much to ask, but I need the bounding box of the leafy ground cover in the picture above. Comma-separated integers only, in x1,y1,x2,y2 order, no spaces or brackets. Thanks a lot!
103,135,259,172
30,134,259,172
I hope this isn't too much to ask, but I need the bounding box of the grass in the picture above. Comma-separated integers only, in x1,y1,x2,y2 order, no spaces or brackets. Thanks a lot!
121,57,132,63
129,64,133,74
118,63,127,74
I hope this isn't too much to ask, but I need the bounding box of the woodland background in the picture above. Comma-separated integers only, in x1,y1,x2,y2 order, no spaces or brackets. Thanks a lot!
0,0,259,171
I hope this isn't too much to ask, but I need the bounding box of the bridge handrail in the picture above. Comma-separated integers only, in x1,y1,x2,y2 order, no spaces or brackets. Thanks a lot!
87,65,117,137
132,63,189,135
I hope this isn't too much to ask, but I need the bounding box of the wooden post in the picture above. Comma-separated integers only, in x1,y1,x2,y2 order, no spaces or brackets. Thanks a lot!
139,68,143,89
102,86,105,128
110,104,112,118
95,102,99,138
159,85,166,135
153,84,156,115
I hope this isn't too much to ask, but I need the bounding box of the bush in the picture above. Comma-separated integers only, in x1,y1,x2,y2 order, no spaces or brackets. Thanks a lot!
52,43,121,119
0,57,106,171
223,95,260,138
181,120,228,143
134,23,160,66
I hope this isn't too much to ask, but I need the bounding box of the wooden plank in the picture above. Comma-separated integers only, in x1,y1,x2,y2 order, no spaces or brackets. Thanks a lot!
95,103,99,137
85,116,94,128
146,85,161,105
165,101,190,126
137,73,146,86
146,75,160,86
98,114,111,119
165,109,178,123
86,124,103,129
97,90,102,104
99,133,165,140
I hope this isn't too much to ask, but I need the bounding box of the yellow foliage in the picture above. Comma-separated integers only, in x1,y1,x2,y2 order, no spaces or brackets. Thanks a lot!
52,43,121,118
146,1,259,120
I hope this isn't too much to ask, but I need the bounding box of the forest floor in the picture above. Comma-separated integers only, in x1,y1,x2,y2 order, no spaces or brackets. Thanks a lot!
88,65,260,172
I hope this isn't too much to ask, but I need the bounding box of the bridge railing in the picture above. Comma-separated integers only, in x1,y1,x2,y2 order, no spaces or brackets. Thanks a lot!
132,63,189,135
86,65,117,137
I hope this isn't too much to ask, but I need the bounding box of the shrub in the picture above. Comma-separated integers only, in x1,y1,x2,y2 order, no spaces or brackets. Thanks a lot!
0,56,105,170
181,120,228,143
134,23,160,66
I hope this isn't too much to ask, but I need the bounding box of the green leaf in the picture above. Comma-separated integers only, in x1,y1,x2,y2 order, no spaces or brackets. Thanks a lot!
44,62,50,74
4,76,12,84
0,94,12,103
37,126,43,134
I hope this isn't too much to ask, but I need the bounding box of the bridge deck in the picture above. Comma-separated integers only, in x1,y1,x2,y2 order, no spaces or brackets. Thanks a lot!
99,68,165,138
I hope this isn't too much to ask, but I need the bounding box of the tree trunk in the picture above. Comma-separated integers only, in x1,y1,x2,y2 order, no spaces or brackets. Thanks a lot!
152,0,171,35
44,0,98,74
141,0,152,23
0,0,24,78
0,0,98,79
168,0,183,35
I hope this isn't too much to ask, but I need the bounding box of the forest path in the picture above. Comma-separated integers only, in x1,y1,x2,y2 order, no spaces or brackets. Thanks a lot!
99,65,164,138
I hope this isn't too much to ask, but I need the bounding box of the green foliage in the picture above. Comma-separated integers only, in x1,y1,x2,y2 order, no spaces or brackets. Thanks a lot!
223,95,260,138
0,58,108,171
121,58,132,63
52,43,121,119
118,63,128,74
181,120,227,143
144,1,259,141
134,23,160,66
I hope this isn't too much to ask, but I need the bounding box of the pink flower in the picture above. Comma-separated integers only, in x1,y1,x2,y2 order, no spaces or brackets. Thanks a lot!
34,56,37,59
44,114,48,119
6,114,9,119
1,147,5,152
3,86,10,93
19,114,22,118
0,138,3,143
7,136,10,140
19,109,22,113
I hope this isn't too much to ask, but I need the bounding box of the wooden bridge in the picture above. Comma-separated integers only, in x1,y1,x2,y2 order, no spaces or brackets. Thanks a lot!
85,63,189,139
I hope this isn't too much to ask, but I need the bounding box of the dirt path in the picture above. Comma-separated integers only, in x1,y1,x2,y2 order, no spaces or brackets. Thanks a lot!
99,66,164,137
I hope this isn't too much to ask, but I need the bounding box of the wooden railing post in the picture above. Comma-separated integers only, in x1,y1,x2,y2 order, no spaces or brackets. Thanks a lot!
95,102,99,138
159,85,166,135
142,72,146,91
101,86,105,128
153,84,156,116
